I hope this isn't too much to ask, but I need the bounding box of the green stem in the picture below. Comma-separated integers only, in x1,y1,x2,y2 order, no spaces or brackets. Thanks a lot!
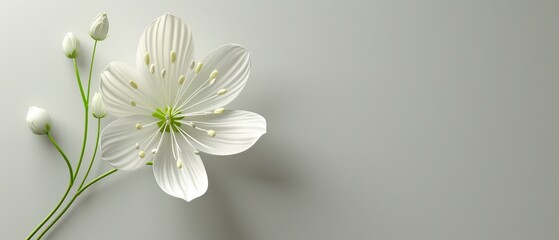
32,40,102,239
37,169,118,240
78,119,101,190
73,104,89,181
26,134,74,240
26,182,72,240
73,40,97,181
47,133,74,179
86,41,98,102
72,59,87,106
78,169,118,195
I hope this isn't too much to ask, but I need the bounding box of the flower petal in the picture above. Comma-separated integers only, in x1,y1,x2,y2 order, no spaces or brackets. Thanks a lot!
136,13,194,106
153,135,208,201
101,115,163,170
179,110,266,155
174,44,250,114
100,62,162,118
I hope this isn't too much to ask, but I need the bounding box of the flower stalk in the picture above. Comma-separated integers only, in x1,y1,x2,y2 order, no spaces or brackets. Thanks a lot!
78,119,101,190
25,133,73,240
72,40,97,181
37,168,118,240
26,13,120,239
72,59,87,106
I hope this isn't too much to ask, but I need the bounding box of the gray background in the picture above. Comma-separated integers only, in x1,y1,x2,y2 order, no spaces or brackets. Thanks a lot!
1,0,558,239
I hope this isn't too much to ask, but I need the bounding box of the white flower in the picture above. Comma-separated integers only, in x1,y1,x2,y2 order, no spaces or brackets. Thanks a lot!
100,14,266,201
89,12,109,41
62,32,80,58
26,106,52,135
91,92,107,119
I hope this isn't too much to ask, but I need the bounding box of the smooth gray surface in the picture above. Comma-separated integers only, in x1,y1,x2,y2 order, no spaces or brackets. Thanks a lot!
1,0,558,239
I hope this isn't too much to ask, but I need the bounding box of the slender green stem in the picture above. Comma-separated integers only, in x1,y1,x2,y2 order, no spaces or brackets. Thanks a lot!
73,105,89,181
47,133,74,179
33,40,102,239
26,134,74,240
78,119,101,190
73,40,97,181
72,59,87,106
37,169,118,240
78,169,117,195
26,181,72,240
86,41,98,102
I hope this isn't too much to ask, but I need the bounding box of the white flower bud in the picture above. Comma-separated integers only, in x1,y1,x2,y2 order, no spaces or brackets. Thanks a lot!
89,12,109,41
91,92,107,119
26,106,52,135
62,32,80,58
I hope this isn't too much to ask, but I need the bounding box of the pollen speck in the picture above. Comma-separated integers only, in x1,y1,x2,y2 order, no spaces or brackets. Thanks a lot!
170,51,176,63
129,80,138,89
209,70,218,80
207,130,216,137
144,52,150,65
217,89,228,95
176,159,183,169
195,62,203,73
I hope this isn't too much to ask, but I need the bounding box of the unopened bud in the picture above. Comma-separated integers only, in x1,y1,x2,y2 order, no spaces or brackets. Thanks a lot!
26,106,52,135
91,92,107,118
62,32,80,58
89,12,109,41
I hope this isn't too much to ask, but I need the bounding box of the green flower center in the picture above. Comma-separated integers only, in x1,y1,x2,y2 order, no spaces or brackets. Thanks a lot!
152,107,184,132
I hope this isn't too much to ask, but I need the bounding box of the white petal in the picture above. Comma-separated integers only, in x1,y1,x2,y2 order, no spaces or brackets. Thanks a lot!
136,13,194,106
179,110,266,155
100,62,162,118
153,135,208,201
175,44,250,114
101,115,162,170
